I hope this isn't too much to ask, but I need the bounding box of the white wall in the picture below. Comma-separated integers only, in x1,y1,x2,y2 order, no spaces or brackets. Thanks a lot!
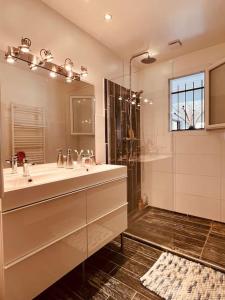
139,41,225,222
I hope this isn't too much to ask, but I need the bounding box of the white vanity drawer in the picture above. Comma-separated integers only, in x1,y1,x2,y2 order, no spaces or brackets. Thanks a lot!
2,190,86,265
87,178,127,223
87,204,127,256
4,227,87,300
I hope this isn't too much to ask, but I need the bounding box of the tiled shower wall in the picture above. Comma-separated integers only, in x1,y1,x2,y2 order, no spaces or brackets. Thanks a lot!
138,41,225,223
104,79,141,213
149,130,225,222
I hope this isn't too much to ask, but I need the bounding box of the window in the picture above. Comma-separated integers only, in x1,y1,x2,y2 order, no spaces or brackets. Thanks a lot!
169,72,205,131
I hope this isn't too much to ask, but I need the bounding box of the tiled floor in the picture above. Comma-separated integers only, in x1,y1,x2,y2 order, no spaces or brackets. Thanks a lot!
35,236,162,300
35,207,225,299
126,206,225,269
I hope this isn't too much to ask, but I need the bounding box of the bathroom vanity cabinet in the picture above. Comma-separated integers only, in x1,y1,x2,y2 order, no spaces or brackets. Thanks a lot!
0,164,127,300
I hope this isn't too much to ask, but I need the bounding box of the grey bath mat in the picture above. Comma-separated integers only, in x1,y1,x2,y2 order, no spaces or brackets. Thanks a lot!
141,252,225,300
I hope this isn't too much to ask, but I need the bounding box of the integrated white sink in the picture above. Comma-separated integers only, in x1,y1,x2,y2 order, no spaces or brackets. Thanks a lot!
2,163,127,211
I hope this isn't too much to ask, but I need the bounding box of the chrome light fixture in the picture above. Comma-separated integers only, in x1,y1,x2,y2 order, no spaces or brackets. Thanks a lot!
64,58,74,72
80,66,88,78
5,37,88,82
40,49,53,62
19,37,31,53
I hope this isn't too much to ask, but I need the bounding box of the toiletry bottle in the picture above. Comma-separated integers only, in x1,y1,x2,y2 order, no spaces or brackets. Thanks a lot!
57,149,64,168
66,149,74,169
23,158,30,177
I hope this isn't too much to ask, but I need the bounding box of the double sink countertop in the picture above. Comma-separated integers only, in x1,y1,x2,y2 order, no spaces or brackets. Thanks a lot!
2,163,127,211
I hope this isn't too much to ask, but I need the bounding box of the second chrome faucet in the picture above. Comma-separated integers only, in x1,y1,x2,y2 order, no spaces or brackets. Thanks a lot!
57,149,95,169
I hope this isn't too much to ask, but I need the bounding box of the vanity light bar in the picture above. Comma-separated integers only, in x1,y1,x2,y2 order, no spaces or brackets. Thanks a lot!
5,38,88,82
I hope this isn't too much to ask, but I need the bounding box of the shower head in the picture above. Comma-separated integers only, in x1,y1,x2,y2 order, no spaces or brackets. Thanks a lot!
141,54,156,64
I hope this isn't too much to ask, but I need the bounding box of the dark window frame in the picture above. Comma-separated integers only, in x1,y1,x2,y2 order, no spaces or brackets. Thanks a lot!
169,71,205,132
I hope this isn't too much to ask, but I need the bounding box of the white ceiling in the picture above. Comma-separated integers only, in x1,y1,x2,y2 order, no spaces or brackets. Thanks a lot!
42,0,225,63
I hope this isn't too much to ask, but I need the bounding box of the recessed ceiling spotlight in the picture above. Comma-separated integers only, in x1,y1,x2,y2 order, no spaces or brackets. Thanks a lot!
105,13,112,21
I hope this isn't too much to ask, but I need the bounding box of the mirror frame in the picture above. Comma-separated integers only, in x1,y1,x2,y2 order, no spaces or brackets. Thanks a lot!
205,57,225,130
70,95,95,136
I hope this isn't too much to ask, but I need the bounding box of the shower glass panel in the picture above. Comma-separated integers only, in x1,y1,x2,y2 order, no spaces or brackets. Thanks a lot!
125,60,175,248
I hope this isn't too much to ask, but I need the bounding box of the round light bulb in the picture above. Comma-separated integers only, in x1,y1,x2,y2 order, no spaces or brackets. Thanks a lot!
65,65,71,72
50,71,57,78
66,76,72,83
105,13,112,21
118,96,123,101
81,72,88,78
30,63,37,71
144,98,149,103
6,54,15,64
21,46,30,53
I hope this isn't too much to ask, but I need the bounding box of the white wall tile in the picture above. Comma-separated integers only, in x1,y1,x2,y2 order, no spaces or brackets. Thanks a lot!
151,189,174,211
152,171,173,192
175,174,220,199
175,154,220,177
175,192,220,221
174,132,221,155
151,157,173,173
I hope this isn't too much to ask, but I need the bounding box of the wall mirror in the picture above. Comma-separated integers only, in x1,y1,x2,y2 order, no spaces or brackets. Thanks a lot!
70,96,95,136
0,52,95,172
206,58,225,129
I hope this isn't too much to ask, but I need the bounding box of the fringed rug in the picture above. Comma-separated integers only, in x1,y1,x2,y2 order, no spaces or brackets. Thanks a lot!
141,252,225,300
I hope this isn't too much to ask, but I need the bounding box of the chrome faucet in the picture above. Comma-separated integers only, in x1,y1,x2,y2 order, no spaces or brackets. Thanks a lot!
81,150,96,166
74,149,84,165
66,149,74,169
6,155,18,174
23,158,30,177
57,149,64,168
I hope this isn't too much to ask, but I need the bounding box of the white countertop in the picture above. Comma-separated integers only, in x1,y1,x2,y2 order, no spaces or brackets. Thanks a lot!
2,163,127,211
